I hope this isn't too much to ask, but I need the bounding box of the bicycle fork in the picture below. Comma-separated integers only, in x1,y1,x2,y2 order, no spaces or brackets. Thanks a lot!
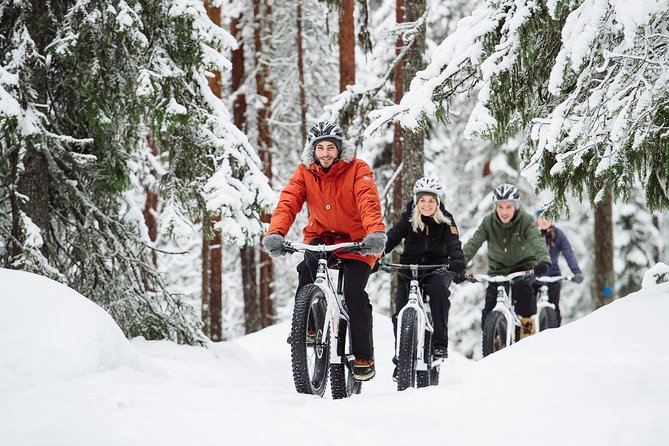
494,285,520,346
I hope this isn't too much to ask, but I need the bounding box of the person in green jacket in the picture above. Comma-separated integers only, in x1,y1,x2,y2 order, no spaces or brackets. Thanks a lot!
463,184,551,336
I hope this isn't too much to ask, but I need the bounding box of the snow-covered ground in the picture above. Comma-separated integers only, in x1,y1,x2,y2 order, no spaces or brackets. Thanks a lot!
2,267,668,445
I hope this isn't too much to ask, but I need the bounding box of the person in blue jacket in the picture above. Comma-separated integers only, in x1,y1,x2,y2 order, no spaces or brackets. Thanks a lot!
536,209,584,326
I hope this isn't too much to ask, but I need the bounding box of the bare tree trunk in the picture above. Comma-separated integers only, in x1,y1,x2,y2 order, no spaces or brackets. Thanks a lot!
143,137,159,268
12,0,51,262
230,11,261,334
296,0,308,147
205,1,223,341
400,0,426,202
209,227,222,340
390,0,406,316
338,0,356,92
201,214,211,337
255,0,275,329
594,187,615,308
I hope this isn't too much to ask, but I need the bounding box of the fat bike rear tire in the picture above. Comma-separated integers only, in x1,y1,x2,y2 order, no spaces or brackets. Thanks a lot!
482,311,508,357
330,319,362,399
397,308,418,391
429,365,440,386
538,307,558,331
290,284,329,396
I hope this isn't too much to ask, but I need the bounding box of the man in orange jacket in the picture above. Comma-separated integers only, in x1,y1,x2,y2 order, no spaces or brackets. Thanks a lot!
262,121,386,381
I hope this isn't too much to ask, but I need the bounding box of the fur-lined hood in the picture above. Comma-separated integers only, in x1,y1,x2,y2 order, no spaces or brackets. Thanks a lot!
301,140,356,167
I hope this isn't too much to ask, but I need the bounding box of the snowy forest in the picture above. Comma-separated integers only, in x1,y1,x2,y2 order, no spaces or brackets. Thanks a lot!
1,0,668,357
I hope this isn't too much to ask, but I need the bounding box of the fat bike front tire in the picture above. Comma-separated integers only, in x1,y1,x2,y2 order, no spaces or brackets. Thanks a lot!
482,311,508,357
416,330,432,388
429,365,440,386
330,319,362,399
538,307,558,331
290,284,329,396
397,308,418,391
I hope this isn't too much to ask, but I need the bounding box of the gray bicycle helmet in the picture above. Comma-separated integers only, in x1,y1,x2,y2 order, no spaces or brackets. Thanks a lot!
307,121,343,149
413,177,443,205
492,183,520,208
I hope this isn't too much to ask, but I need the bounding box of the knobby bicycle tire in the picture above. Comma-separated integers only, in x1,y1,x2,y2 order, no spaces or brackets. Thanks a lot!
330,319,361,399
538,307,558,331
397,308,418,391
482,311,508,357
290,285,329,396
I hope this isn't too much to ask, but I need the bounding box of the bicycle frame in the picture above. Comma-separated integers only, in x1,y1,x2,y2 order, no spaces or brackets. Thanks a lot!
534,275,572,330
470,270,531,347
285,241,359,366
394,265,433,371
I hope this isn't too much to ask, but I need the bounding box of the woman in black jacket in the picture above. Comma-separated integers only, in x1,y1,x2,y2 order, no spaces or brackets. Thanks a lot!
385,178,466,369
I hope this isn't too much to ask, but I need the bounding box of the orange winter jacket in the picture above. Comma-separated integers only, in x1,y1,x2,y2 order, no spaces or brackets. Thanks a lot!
267,149,385,268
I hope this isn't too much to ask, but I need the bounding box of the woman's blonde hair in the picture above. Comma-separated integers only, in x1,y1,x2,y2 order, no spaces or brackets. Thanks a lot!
410,204,452,232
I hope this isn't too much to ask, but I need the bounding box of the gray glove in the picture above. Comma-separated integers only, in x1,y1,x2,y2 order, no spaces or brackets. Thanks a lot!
360,232,387,256
262,233,286,257
572,273,584,284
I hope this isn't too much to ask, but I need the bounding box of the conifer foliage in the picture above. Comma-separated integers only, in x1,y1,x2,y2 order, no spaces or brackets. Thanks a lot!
0,0,272,343
370,0,669,211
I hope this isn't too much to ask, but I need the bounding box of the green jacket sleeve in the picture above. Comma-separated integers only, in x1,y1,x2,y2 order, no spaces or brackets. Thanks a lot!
463,216,490,264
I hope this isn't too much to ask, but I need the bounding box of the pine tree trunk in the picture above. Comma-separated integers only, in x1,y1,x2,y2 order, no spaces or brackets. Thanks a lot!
594,187,615,308
401,0,426,202
13,0,51,262
205,1,223,341
390,0,406,317
201,214,211,337
338,0,356,92
143,137,159,268
209,227,222,340
231,11,261,334
296,0,308,147
254,0,275,329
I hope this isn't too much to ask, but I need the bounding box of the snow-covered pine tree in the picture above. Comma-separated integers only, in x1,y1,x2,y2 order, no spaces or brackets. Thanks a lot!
368,0,669,212
0,0,272,344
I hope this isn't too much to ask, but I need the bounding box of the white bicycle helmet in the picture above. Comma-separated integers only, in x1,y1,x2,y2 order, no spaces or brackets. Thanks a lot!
492,183,520,207
307,121,343,149
413,177,443,205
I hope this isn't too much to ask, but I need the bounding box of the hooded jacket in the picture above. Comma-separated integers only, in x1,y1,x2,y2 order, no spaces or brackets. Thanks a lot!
463,208,551,275
385,200,465,266
267,141,385,268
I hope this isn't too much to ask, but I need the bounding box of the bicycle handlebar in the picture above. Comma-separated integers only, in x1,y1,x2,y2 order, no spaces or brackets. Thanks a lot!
466,270,533,283
380,262,449,271
534,274,573,283
282,240,363,254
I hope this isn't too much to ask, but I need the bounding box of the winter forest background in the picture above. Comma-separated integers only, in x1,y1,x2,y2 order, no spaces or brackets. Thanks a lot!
1,0,668,357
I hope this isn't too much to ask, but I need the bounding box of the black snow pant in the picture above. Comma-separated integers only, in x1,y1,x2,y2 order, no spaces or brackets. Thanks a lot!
296,241,373,361
393,268,452,349
482,277,536,327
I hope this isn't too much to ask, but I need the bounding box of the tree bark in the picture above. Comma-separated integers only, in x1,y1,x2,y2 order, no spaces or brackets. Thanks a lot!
594,187,615,308
143,137,159,268
390,0,406,317
400,0,426,202
296,0,308,147
338,0,356,92
201,214,211,338
254,0,275,329
205,1,223,341
13,0,51,262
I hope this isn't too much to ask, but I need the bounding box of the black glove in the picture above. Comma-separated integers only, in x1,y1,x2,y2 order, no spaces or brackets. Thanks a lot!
262,233,286,257
533,261,550,277
572,272,584,284
360,232,387,256
448,260,466,284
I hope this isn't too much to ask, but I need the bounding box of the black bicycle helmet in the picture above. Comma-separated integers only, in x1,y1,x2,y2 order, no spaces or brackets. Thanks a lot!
492,183,520,202
307,121,343,149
